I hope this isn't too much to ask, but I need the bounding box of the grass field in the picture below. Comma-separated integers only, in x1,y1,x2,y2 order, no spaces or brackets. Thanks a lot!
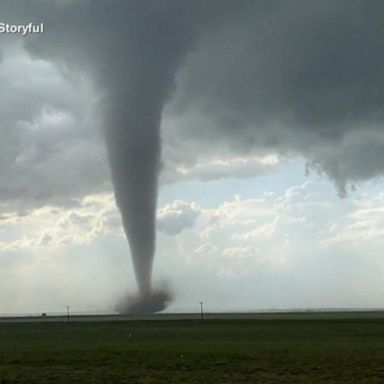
1,312,384,383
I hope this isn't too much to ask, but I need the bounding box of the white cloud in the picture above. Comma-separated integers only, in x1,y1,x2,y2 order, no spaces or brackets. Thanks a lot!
157,200,201,236
188,181,343,275
223,246,255,259
322,191,384,247
2,177,384,312
193,243,218,257
161,150,280,183
0,193,122,251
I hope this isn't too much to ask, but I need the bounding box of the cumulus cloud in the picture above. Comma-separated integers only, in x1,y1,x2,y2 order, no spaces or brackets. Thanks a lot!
157,200,201,236
2,177,384,311
194,181,340,269
0,193,122,251
322,192,384,247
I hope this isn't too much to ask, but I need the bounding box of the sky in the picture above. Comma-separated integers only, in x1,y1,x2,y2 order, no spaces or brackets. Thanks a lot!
1,0,384,314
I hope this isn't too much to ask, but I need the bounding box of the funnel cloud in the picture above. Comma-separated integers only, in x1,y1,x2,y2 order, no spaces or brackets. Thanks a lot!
15,0,253,313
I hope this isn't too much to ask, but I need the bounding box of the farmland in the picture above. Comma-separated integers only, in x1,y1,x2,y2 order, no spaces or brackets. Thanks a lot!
1,312,384,383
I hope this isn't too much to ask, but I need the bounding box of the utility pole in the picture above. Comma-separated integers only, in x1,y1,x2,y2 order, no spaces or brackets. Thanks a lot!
67,306,70,322
200,301,204,321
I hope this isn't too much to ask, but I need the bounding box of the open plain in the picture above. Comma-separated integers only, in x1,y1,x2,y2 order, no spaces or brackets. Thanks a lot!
1,312,384,383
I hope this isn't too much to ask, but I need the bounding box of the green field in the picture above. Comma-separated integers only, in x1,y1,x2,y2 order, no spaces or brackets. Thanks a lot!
1,313,384,383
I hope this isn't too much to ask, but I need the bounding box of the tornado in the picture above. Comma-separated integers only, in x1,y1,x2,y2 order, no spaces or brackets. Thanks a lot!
100,2,204,314
22,0,252,314
99,1,251,313
105,82,172,313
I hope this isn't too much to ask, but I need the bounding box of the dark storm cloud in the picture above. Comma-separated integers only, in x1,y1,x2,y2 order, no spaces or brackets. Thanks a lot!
168,0,384,194
0,42,109,213
0,1,383,200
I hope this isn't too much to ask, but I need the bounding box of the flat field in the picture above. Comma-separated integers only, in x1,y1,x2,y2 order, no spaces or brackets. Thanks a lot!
1,312,384,383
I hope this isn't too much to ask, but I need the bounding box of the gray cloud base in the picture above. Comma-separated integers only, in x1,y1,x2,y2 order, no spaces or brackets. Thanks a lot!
168,0,384,195
1,0,382,205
